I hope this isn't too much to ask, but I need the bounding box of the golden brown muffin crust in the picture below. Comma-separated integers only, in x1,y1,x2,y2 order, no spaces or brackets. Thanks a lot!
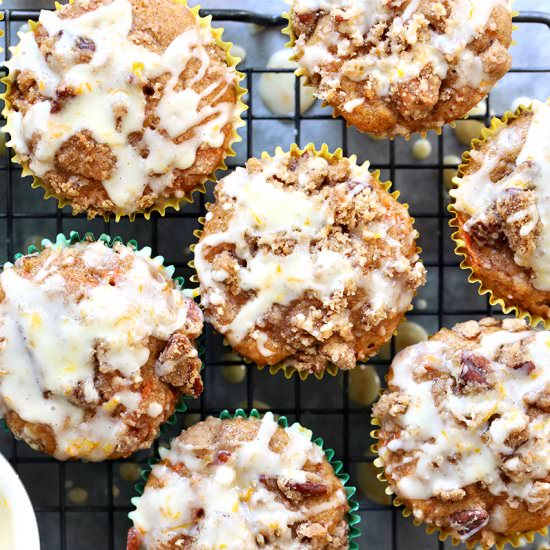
195,150,425,374
374,318,550,548
6,0,239,217
291,1,512,137
0,241,203,460
128,415,350,549
452,107,550,320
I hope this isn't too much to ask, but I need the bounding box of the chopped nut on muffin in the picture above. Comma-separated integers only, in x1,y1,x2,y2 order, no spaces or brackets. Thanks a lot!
290,0,512,137
451,99,550,321
4,0,242,217
128,413,350,549
194,147,426,375
374,318,550,549
0,237,203,460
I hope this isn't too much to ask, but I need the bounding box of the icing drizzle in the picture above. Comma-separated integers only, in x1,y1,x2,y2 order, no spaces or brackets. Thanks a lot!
0,239,198,460
293,0,510,106
194,152,424,358
4,0,238,213
452,100,550,291
377,325,550,522
129,413,348,548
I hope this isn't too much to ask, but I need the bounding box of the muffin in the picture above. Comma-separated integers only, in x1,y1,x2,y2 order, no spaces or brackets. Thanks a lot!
373,318,550,549
127,411,351,549
289,0,512,137
3,0,243,218
451,99,550,323
0,235,203,461
194,145,426,376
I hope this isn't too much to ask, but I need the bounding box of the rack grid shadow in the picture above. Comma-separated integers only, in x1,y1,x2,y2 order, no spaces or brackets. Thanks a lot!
0,7,549,550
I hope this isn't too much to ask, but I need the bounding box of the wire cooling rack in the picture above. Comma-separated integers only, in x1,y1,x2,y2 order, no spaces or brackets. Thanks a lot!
0,6,549,550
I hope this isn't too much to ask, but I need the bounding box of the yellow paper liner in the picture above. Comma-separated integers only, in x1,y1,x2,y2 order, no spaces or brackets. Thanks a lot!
370,415,549,549
281,8,518,140
0,0,247,222
448,102,550,329
189,141,424,380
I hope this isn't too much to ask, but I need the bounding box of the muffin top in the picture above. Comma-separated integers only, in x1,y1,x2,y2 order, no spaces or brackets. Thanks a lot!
4,0,240,217
291,0,512,137
128,413,349,549
0,238,203,460
373,318,550,548
452,99,550,292
194,148,425,374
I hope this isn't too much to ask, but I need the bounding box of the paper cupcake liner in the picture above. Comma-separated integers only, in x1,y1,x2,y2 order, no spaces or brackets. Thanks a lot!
370,415,548,549
190,142,423,380
1,1,247,221
282,9,517,140
130,407,361,549
1,230,205,445
447,102,550,329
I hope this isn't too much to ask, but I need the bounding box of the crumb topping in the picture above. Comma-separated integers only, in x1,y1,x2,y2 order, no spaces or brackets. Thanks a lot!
4,0,238,215
194,150,425,373
452,100,550,291
291,0,511,136
0,239,203,460
128,413,349,549
374,318,550,544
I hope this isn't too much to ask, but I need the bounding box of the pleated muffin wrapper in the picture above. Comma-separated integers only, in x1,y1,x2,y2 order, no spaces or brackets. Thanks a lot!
281,6,519,140
0,230,205,445
130,407,362,549
1,0,247,222
370,414,549,549
190,142,424,381
448,102,550,329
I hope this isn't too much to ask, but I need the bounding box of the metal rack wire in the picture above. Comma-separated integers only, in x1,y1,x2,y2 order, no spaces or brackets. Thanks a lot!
0,6,549,550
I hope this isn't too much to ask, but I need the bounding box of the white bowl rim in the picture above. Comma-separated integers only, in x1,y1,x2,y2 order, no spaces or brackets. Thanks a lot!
0,452,41,550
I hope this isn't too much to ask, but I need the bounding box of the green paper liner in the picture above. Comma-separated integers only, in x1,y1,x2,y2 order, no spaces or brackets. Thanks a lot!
0,230,205,457
1,1,247,221
130,408,361,549
190,142,424,381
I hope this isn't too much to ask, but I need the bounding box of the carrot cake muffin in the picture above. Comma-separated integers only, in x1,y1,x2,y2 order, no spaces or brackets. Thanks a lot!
0,237,203,461
373,318,550,548
194,147,426,375
3,0,242,218
289,0,512,137
451,99,550,321
127,412,350,549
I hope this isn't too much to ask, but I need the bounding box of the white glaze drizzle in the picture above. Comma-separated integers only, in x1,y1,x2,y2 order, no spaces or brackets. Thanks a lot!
0,240,196,460
130,413,347,549
378,329,550,517
194,152,422,355
293,0,509,103
4,0,237,213
452,100,550,291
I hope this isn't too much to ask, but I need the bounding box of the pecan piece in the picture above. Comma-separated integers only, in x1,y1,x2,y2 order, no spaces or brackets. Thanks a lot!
287,481,328,496
76,36,96,52
51,85,76,114
449,509,489,538
511,361,536,375
458,351,491,392
215,450,231,464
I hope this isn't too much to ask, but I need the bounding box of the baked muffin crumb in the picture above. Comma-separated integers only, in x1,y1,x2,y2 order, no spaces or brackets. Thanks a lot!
195,147,425,374
290,0,512,137
374,318,550,548
0,238,203,460
128,413,350,549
